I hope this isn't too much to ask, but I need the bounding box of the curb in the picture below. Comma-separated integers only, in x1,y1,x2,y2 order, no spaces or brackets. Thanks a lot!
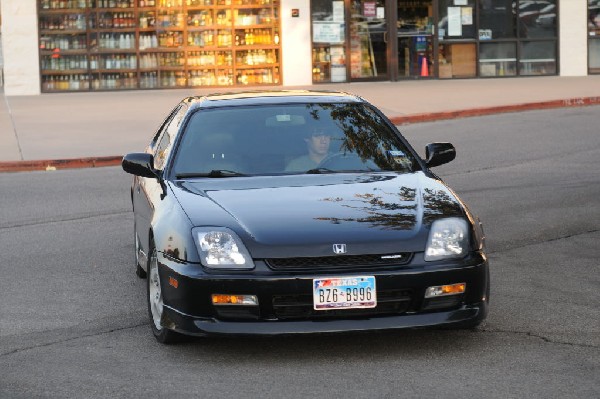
1,96,599,173
389,96,600,125
0,156,122,173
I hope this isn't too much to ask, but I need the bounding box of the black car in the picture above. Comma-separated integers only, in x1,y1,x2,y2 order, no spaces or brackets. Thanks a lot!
122,91,489,343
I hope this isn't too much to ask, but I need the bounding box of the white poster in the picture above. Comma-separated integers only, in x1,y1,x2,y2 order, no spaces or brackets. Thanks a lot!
454,0,467,5
448,7,462,36
313,22,345,43
462,7,473,25
331,66,347,82
333,1,344,22
330,46,346,66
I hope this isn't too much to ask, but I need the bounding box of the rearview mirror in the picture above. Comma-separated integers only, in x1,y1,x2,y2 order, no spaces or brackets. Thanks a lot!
122,153,157,178
425,143,456,168
265,114,305,126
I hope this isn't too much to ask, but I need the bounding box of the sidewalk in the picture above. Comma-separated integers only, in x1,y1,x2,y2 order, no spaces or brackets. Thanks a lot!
1,75,600,172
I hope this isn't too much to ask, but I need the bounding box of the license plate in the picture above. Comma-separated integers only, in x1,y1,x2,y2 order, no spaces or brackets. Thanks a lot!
313,276,376,310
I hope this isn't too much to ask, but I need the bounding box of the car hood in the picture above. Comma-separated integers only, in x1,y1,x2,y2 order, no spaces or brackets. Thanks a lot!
170,172,465,258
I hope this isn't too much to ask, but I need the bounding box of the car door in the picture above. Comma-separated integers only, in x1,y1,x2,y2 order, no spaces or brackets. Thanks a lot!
133,103,187,255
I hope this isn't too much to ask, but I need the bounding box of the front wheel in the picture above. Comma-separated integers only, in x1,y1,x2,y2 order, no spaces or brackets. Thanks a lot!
147,241,180,344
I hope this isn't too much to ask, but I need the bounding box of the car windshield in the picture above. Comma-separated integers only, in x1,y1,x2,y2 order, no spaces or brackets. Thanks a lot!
171,102,418,177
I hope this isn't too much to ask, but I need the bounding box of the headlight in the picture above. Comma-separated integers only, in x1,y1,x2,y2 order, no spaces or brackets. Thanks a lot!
192,227,254,269
424,218,469,261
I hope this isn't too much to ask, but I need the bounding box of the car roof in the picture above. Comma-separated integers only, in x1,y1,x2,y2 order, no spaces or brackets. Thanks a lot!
183,90,365,109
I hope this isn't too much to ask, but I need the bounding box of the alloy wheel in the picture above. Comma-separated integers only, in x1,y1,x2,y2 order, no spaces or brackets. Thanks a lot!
148,249,163,330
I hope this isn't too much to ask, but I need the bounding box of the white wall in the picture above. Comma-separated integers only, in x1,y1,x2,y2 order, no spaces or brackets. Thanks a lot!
559,0,588,76
280,0,312,86
1,0,40,95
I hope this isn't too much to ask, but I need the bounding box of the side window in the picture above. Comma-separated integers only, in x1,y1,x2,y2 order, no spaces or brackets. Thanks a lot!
153,131,171,170
149,105,180,152
153,103,188,171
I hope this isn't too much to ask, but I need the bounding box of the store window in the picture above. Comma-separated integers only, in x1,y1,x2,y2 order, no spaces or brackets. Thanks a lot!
479,42,516,76
590,0,600,74
437,0,477,79
438,0,477,40
517,0,556,39
350,0,387,80
398,0,435,79
438,0,557,78
479,0,515,39
519,40,555,75
311,0,347,82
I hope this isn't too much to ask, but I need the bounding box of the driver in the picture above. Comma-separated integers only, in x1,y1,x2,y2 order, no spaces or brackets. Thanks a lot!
285,128,332,172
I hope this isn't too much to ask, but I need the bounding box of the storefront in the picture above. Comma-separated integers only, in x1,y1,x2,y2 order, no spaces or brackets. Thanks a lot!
311,0,561,82
0,0,594,94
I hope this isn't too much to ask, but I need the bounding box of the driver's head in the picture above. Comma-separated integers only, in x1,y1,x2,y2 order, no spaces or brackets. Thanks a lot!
305,127,332,159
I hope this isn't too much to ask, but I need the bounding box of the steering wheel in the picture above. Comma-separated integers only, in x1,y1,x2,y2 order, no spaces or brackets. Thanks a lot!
317,152,366,170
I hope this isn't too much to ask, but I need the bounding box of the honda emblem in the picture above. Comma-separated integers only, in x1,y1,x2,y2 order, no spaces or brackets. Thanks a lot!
333,244,347,254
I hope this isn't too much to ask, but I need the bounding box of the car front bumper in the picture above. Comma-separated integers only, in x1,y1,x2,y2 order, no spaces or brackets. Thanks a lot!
157,253,490,336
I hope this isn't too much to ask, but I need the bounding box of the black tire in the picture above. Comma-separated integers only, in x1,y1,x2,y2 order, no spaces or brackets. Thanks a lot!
147,239,180,344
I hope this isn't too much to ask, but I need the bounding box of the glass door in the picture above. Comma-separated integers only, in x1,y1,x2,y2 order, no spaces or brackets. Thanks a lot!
397,0,434,78
349,0,388,80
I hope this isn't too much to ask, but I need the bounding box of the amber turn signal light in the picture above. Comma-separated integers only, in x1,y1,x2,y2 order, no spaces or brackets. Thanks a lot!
424,283,466,299
211,294,258,306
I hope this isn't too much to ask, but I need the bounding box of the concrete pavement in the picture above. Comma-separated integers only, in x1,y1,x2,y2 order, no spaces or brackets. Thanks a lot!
1,75,600,172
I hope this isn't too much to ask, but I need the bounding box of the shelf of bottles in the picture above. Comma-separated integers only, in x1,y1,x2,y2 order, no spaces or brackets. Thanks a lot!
38,0,281,92
312,44,331,82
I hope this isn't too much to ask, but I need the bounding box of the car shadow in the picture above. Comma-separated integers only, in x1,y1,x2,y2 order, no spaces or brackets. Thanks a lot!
166,325,492,361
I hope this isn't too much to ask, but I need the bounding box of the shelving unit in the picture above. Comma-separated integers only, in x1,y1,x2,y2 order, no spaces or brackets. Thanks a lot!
312,44,331,82
39,2,91,91
37,0,281,92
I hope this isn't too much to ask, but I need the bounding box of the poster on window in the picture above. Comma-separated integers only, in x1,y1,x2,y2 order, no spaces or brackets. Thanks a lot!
461,7,473,25
333,1,344,22
448,7,462,36
313,22,345,43
363,2,376,17
330,46,347,82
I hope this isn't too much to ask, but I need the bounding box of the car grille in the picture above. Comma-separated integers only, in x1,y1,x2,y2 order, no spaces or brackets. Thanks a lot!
265,253,412,272
272,289,413,320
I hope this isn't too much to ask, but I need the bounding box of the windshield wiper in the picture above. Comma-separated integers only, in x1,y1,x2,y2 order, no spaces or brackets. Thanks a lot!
176,170,247,179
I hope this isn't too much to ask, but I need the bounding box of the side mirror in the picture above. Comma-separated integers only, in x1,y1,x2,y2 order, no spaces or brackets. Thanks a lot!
122,153,157,178
425,142,456,168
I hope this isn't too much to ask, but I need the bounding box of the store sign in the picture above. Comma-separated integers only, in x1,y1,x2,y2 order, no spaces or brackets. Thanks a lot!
479,29,492,40
363,2,376,17
415,36,427,52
